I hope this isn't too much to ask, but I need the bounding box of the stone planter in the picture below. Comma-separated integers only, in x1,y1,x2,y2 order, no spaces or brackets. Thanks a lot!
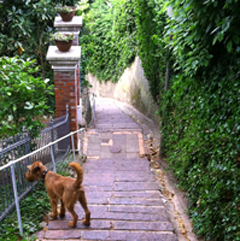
59,7,76,22
55,40,73,52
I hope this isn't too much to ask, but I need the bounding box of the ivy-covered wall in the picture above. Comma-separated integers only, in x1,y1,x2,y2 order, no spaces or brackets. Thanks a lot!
87,56,160,123
82,0,240,240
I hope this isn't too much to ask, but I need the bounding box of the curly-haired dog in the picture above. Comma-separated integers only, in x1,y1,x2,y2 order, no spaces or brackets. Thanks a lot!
25,161,90,227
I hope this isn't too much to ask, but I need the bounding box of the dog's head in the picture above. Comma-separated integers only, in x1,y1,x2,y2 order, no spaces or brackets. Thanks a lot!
25,161,45,182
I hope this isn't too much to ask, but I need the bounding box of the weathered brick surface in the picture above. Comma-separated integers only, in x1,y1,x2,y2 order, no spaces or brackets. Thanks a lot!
114,221,174,231
109,205,165,213
109,197,163,206
82,230,177,241
115,181,159,191
115,171,155,182
115,161,149,171
44,230,81,239
48,220,112,230
113,190,161,199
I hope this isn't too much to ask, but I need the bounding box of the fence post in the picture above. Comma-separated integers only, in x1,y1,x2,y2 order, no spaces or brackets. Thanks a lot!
23,126,30,165
50,117,56,172
71,134,76,162
10,164,23,235
66,105,70,135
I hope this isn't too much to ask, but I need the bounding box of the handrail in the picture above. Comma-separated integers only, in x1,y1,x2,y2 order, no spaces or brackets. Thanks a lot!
0,128,85,171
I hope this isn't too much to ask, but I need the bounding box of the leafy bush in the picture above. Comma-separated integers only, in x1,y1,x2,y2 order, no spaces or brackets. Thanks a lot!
83,0,137,82
75,0,240,239
0,56,53,138
0,0,56,78
135,0,168,103
0,182,51,241
160,0,240,240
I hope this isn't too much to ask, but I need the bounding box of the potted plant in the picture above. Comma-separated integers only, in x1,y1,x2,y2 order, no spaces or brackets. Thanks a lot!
55,5,76,22
51,32,75,52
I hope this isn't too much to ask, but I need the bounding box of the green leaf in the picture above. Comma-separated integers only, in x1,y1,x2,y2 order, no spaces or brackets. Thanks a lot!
217,31,224,42
227,41,232,52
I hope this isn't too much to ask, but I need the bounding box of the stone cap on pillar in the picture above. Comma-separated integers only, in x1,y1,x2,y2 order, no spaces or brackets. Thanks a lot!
46,46,81,71
54,16,83,34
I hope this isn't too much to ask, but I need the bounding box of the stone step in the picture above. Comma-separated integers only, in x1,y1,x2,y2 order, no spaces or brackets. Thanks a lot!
115,182,159,191
115,171,155,182
83,159,150,171
113,221,174,231
48,219,173,232
62,210,169,222
112,190,161,199
108,198,163,206
44,230,177,241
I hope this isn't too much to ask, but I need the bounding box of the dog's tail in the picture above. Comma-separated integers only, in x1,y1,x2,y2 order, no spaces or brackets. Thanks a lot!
69,162,83,188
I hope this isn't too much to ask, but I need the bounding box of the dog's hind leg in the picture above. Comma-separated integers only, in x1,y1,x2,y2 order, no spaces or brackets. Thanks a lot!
66,204,78,228
50,198,58,219
59,199,66,217
79,194,91,226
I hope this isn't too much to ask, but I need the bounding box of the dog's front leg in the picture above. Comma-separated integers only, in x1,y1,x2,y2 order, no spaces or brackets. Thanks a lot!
50,198,58,219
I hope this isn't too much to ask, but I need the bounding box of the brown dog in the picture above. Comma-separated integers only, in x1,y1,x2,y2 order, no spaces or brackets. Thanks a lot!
25,161,90,227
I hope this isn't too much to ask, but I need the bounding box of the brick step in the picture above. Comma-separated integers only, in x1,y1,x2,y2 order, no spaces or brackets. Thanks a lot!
73,204,165,214
108,198,163,206
95,123,140,129
61,210,169,222
115,181,159,191
44,230,177,241
115,171,155,182
112,190,161,199
83,170,155,182
48,220,173,231
83,159,149,171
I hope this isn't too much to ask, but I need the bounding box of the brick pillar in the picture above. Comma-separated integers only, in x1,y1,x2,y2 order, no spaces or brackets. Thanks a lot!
54,16,82,107
46,46,81,150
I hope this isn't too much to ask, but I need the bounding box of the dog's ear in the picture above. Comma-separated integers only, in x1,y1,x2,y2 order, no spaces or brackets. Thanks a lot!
32,165,41,174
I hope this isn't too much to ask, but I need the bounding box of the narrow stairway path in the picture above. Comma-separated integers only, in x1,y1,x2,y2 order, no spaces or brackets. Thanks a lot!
40,98,178,241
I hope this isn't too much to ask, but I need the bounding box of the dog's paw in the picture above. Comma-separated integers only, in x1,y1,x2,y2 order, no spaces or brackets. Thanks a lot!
68,221,76,228
82,219,90,226
50,213,58,219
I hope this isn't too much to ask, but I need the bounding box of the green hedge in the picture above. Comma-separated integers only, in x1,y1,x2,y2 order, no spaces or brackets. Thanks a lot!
161,0,240,240
82,0,240,239
84,0,137,82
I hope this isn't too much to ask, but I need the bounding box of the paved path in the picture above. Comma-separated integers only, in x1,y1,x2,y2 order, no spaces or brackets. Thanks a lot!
40,98,178,241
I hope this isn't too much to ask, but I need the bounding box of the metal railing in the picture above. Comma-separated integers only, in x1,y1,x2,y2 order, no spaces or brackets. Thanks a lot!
89,92,96,128
0,106,70,224
0,127,85,234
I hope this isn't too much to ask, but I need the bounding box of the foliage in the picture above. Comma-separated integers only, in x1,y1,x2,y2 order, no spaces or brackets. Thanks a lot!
56,154,74,176
0,56,53,138
135,0,168,103
55,5,76,13
0,0,57,113
77,0,92,87
84,0,137,82
160,0,240,240
0,182,51,241
51,32,75,42
0,0,56,78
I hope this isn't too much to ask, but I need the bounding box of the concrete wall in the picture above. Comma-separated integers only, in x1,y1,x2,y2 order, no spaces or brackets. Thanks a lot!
86,56,160,124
